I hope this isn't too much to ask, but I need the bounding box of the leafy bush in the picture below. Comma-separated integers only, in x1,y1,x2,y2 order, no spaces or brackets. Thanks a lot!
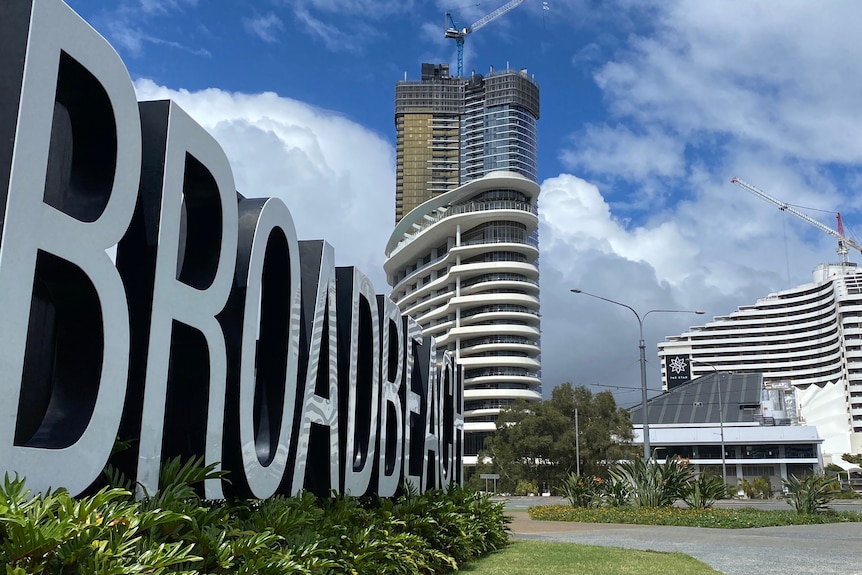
515,479,538,496
0,461,510,575
608,457,693,507
739,475,773,499
681,472,727,509
0,474,199,575
783,473,838,514
559,474,604,508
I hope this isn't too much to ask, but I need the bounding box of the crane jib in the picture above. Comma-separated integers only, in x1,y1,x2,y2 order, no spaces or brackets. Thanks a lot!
731,176,862,258
444,0,526,77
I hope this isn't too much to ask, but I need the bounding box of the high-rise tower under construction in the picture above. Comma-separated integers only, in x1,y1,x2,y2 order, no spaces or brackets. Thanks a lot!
394,63,540,222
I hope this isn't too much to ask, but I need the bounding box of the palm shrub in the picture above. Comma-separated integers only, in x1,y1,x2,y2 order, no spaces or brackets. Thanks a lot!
603,475,631,507
609,457,693,507
560,474,604,508
680,472,727,509
783,473,838,514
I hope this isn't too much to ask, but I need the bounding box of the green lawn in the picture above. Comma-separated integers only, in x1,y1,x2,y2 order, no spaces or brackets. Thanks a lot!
461,540,722,575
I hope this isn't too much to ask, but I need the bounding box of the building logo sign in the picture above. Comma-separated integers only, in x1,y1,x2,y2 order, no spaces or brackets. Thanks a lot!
0,0,462,499
665,355,692,389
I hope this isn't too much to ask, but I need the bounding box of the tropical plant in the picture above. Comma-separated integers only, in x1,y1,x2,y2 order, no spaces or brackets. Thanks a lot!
680,472,727,509
841,453,862,466
603,475,631,507
783,473,838,514
608,457,693,507
1,461,511,575
559,474,604,508
390,483,509,571
739,475,773,499
0,473,199,574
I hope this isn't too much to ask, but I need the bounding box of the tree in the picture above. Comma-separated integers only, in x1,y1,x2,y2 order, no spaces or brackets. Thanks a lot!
476,383,634,493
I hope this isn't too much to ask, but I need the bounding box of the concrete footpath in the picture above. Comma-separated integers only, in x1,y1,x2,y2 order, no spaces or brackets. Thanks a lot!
507,510,862,575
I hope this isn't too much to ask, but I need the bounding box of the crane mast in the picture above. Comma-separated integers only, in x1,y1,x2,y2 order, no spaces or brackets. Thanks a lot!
445,0,526,77
731,176,862,263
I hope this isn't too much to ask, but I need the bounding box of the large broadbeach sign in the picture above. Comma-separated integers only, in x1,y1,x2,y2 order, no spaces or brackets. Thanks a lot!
0,0,462,499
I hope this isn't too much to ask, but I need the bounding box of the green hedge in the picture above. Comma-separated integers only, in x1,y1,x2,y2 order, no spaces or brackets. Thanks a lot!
529,504,862,528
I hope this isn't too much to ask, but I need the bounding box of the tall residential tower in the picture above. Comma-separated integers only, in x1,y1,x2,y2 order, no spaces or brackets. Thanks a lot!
388,64,542,468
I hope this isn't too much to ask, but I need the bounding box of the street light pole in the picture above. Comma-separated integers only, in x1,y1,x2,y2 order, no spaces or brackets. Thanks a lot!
691,359,728,482
570,289,704,460
575,408,580,476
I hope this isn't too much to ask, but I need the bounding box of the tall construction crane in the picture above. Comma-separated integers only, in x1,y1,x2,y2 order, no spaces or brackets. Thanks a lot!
445,0,526,77
731,176,862,263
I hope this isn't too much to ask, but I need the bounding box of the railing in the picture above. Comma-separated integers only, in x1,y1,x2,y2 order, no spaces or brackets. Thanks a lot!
461,305,539,319
395,200,537,247
462,273,537,288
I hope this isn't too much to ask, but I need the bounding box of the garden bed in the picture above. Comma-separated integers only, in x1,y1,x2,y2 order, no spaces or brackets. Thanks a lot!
528,504,862,528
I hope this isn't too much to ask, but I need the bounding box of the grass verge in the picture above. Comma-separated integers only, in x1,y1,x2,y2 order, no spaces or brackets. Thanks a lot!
529,505,862,528
460,540,722,575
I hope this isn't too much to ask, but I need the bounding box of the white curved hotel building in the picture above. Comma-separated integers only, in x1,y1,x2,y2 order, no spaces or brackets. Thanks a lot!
384,171,542,466
658,262,862,455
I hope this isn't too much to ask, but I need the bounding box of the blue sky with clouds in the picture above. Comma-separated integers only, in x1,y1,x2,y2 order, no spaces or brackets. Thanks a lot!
65,0,862,407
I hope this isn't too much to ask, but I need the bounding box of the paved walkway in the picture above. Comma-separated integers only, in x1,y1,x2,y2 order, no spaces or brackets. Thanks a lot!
507,510,862,575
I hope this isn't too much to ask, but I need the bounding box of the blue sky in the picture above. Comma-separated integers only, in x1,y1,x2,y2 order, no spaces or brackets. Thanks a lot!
65,0,862,407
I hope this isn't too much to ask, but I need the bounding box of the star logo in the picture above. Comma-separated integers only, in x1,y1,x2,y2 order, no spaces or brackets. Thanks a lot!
669,356,688,374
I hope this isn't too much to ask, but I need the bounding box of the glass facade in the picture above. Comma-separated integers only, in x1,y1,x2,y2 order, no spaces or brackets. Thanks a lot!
460,70,539,185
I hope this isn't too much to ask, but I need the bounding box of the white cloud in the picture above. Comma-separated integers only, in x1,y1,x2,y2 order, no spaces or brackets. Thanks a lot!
243,13,285,43
90,2,210,58
133,80,395,291
560,124,685,183
139,0,197,15
107,22,210,57
287,0,414,16
589,1,862,165
540,174,699,286
293,8,362,53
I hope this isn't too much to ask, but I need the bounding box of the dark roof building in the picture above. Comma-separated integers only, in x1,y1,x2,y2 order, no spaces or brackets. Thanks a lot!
629,372,823,494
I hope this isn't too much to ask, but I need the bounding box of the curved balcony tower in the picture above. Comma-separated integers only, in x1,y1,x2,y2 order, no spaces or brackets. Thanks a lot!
385,171,541,466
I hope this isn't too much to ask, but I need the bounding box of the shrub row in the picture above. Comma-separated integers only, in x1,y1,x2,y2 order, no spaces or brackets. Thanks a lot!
529,504,862,528
560,458,844,514
0,458,509,574
560,457,726,510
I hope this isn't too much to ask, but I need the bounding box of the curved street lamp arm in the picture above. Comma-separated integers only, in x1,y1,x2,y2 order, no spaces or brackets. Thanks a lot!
570,289,642,327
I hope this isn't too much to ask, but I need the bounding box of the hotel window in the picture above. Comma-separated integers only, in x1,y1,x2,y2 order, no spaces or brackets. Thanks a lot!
743,445,779,459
